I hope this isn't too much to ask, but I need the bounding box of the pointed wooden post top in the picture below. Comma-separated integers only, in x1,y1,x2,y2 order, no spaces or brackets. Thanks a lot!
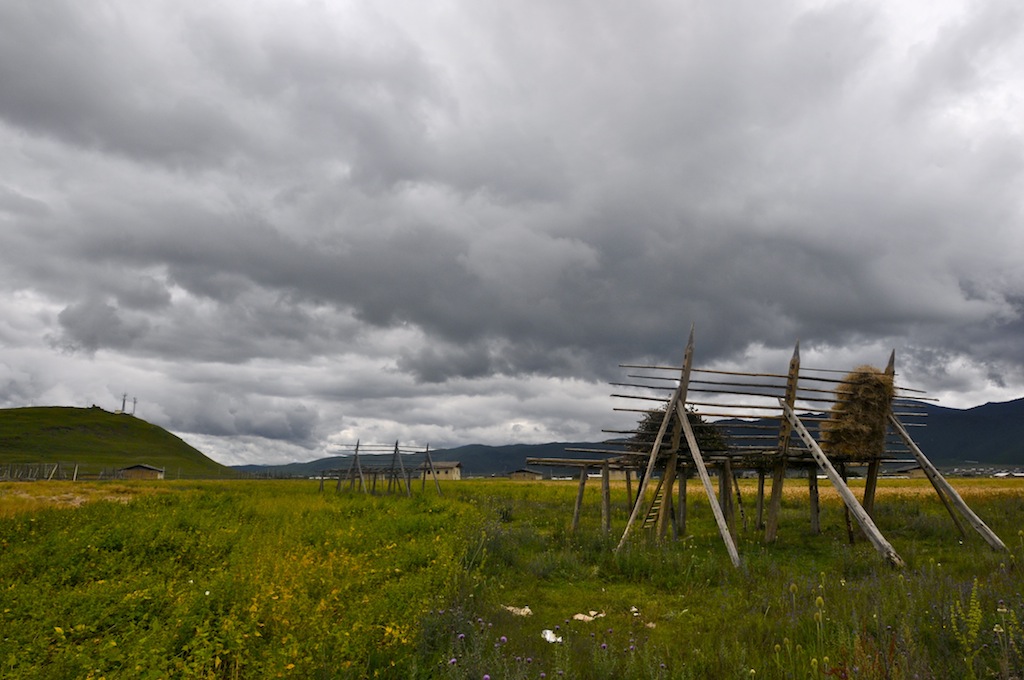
790,341,801,366
885,350,895,377
682,324,695,365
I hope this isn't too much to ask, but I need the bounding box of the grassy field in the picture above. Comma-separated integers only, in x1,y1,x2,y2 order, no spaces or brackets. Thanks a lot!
1,477,1023,678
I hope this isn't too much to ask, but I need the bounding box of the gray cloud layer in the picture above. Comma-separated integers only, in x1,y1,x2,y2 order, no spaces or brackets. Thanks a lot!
2,0,1023,464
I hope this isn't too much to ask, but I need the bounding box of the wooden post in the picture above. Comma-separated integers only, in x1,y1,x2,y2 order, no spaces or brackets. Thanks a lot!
858,352,892,516
677,471,688,537
616,326,696,552
767,342,801,542
73,464,79,482
755,469,765,529
863,459,880,517
572,466,589,533
782,401,905,568
625,469,633,510
719,460,734,537
889,414,1007,551
392,441,412,497
656,451,678,539
808,470,820,535
765,461,787,542
601,462,611,534
319,473,325,493
839,463,855,544
733,471,747,532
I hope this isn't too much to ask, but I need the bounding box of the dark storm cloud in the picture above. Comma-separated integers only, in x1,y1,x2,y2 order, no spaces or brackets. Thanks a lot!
1,0,1023,463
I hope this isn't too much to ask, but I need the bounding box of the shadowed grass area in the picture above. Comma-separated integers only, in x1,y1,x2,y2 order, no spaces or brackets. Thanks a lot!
1,477,1022,678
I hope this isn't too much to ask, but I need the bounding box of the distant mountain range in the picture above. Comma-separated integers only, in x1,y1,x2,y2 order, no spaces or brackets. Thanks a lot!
235,397,1024,477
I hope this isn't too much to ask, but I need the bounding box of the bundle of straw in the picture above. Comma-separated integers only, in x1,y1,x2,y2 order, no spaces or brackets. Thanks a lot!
820,365,894,460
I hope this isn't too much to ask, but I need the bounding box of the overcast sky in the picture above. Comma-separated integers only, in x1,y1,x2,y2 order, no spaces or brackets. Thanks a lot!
2,0,1023,465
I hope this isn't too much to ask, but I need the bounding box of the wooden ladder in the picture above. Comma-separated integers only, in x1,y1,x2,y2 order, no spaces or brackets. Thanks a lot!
642,487,665,530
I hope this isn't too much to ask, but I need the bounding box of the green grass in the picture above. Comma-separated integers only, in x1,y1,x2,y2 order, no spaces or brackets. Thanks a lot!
0,406,230,477
1,477,1023,678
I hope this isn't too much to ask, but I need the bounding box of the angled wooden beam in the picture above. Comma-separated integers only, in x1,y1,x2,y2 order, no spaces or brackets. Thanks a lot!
681,406,742,567
424,445,442,495
889,414,1007,552
782,401,904,568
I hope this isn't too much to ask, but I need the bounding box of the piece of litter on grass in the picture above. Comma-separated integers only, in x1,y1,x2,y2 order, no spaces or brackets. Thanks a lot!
541,629,563,643
503,605,533,616
572,611,606,622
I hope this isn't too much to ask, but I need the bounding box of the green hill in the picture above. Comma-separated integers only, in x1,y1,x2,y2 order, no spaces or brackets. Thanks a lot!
0,406,232,478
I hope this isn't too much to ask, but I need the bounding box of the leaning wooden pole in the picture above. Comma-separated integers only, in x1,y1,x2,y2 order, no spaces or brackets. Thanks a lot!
424,445,442,495
782,401,905,568
680,406,742,568
616,326,696,552
889,414,1007,552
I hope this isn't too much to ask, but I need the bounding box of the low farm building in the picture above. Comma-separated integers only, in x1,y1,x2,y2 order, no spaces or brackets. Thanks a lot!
119,464,165,480
509,468,545,481
419,461,462,481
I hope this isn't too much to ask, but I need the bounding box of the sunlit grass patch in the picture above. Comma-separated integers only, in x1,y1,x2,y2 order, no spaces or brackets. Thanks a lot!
0,480,167,517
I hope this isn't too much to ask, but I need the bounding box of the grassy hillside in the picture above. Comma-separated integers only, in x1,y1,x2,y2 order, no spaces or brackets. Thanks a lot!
0,406,231,477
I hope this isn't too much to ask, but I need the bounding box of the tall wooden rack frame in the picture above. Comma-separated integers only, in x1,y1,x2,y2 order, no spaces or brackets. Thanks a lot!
529,328,1007,568
319,441,444,496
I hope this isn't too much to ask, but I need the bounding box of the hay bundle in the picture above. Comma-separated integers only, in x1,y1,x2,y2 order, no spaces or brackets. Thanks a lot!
820,365,894,460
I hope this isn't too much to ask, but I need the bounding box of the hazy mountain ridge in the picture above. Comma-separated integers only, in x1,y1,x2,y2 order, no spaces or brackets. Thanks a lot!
235,398,1024,477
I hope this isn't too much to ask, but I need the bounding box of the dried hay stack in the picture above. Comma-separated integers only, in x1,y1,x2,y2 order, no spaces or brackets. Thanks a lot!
820,365,894,460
